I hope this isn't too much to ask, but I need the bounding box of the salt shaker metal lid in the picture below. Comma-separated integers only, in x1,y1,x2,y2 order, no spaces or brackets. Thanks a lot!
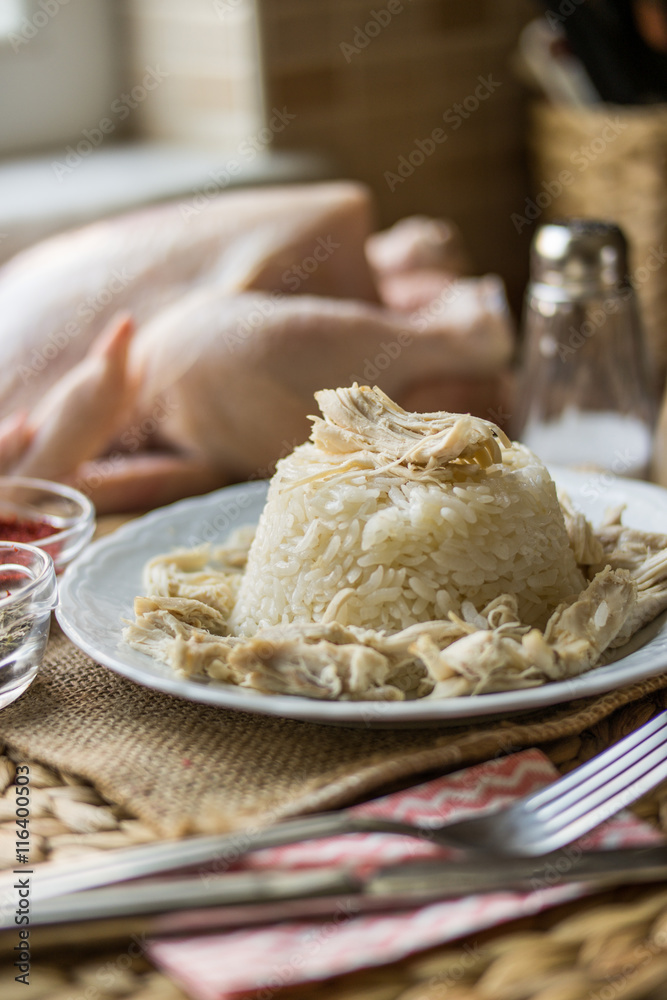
515,217,657,479
530,219,629,298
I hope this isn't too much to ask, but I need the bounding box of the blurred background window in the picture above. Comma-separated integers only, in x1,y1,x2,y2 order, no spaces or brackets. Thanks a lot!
0,0,121,156
0,0,533,304
0,0,24,38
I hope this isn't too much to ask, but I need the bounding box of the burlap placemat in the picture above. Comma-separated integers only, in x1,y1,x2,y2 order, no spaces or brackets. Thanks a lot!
1,625,667,839
13,885,667,1000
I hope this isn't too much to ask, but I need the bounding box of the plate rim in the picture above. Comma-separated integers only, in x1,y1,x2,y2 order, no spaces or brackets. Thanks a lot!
56,470,667,726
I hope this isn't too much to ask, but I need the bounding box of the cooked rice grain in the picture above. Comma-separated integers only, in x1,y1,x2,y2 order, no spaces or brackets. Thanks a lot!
230,442,584,636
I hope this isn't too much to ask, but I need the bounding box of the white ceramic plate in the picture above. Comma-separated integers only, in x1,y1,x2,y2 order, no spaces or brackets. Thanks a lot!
57,470,667,728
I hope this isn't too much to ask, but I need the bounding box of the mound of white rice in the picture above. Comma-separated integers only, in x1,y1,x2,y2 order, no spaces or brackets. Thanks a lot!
230,387,584,636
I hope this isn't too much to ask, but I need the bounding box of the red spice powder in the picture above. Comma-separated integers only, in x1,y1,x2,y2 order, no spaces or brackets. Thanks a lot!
0,517,63,581
0,516,54,544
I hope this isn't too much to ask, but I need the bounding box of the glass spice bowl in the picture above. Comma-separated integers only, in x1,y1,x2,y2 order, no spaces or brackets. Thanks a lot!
0,542,58,708
0,477,95,575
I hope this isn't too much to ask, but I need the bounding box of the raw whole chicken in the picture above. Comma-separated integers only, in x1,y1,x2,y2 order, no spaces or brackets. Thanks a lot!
0,181,515,512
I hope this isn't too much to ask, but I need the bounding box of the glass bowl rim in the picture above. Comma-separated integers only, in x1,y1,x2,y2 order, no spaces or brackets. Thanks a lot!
0,540,57,610
0,475,95,549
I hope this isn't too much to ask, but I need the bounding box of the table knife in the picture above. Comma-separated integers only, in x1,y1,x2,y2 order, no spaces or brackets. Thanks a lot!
1,846,666,954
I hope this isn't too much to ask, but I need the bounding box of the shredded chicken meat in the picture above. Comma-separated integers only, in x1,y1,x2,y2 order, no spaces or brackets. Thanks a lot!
122,387,667,701
123,503,667,701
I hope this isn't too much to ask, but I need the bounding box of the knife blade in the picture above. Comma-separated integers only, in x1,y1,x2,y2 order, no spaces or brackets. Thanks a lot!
1,846,666,954
0,812,389,904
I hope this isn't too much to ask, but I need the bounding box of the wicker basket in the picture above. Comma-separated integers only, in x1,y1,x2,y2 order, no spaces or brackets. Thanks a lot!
528,101,667,387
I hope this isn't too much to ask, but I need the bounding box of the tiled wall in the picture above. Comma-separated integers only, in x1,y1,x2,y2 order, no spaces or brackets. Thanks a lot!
121,0,265,148
122,0,534,304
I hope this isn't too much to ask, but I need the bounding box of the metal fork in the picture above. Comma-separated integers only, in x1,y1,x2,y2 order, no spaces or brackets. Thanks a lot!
15,709,667,904
435,708,667,856
263,708,667,859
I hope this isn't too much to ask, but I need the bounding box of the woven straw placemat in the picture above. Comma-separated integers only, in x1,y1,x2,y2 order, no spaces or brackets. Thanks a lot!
2,627,667,997
529,101,667,386
1,708,667,999
1,624,667,839
6,885,667,1000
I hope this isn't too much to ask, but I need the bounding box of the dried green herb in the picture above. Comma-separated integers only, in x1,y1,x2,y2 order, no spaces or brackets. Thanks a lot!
0,604,32,659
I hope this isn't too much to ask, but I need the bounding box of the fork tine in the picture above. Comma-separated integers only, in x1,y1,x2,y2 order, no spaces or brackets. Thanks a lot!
530,717,667,821
524,710,667,813
521,741,667,853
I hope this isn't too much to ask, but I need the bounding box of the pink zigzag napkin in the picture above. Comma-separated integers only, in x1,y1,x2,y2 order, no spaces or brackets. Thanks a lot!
149,748,664,1000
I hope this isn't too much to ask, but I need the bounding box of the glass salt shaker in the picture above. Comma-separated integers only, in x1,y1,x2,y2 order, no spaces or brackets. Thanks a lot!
512,219,657,479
